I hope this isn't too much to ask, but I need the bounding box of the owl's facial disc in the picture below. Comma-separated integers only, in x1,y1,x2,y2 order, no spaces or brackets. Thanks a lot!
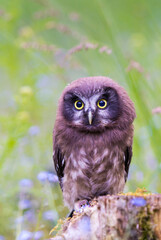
63,87,121,132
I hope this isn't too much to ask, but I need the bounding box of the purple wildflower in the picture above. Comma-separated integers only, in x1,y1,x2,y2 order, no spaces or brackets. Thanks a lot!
18,231,33,240
33,231,44,240
0,236,5,240
43,210,58,221
37,171,58,184
131,197,146,207
24,210,36,223
19,179,33,189
19,199,32,210
37,171,48,183
47,173,59,183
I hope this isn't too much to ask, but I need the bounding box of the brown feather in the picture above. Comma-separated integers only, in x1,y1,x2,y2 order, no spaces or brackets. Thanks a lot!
53,76,136,209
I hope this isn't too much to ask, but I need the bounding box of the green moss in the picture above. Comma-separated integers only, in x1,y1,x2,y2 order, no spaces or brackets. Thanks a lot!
137,205,156,240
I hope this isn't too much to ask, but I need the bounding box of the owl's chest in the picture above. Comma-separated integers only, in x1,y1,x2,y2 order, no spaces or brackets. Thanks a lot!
64,142,124,186
68,144,122,172
63,142,125,208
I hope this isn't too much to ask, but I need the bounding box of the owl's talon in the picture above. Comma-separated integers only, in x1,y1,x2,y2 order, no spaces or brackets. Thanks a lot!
74,199,90,212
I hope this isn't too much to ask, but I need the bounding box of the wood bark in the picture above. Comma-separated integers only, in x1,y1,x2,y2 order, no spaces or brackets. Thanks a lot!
50,193,161,240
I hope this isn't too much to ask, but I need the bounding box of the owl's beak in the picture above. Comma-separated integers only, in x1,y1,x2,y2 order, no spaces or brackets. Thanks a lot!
88,110,93,125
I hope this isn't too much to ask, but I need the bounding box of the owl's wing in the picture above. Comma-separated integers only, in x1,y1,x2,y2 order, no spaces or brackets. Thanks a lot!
124,146,132,182
53,144,65,191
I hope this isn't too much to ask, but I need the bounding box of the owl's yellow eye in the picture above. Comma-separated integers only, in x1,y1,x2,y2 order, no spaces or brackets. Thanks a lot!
97,99,107,109
74,100,84,110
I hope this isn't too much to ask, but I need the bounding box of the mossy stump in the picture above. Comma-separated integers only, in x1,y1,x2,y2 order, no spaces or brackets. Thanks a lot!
51,192,161,240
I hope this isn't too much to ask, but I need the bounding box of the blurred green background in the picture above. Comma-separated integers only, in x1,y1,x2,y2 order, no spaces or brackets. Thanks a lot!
0,0,161,239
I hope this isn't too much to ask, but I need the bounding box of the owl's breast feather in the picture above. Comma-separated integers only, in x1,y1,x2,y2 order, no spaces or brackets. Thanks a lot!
62,141,125,209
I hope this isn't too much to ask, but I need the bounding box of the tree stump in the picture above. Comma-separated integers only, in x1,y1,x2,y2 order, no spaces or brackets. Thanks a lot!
51,192,161,240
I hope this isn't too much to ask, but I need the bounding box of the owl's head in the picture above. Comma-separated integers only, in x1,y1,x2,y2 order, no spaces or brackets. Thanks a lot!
58,77,136,133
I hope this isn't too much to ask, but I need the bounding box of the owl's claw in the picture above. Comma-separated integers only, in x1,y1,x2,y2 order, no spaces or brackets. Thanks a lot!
67,209,74,218
74,199,90,213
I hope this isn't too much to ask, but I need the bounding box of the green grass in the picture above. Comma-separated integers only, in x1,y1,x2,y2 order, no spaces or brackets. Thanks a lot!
0,0,161,239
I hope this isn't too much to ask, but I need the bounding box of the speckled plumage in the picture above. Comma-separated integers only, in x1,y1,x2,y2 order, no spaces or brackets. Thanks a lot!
53,76,136,210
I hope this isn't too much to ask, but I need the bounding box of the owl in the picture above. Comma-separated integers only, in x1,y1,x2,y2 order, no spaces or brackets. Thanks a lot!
53,76,136,212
